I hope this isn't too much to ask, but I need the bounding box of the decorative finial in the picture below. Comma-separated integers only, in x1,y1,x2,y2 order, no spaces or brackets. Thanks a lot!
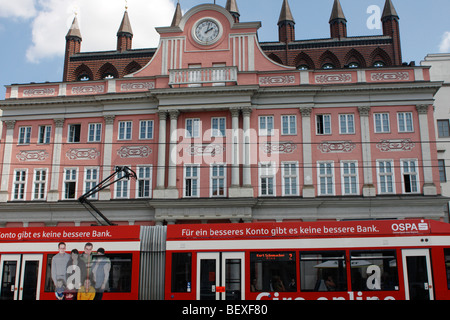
125,0,128,11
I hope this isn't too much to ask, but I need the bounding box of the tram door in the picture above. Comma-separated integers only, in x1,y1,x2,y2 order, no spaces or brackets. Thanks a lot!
402,249,434,300
197,252,245,300
0,254,43,300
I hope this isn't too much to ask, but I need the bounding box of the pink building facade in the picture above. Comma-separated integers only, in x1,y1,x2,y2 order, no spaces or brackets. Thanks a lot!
0,2,447,227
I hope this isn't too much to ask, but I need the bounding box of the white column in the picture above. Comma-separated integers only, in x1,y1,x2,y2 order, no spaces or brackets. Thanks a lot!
0,120,15,202
48,118,65,202
99,115,115,200
300,107,315,198
358,106,376,197
168,109,179,189
416,104,437,195
230,107,240,188
156,111,167,190
242,107,252,187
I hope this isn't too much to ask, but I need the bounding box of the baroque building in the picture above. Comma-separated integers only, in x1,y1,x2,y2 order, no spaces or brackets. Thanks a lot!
0,0,447,227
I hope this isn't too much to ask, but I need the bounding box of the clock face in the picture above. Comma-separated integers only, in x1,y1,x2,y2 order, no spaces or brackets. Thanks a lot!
193,19,221,45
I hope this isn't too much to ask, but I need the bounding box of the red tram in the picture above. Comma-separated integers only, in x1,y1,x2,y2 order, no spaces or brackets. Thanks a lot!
1,219,450,300
165,219,450,301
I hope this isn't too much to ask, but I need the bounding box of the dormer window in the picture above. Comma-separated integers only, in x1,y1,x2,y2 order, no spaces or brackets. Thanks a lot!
78,74,91,81
103,73,115,80
322,63,335,70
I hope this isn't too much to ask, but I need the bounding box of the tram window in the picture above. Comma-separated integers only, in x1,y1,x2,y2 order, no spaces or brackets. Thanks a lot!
444,249,450,290
350,250,399,291
171,253,192,292
250,252,296,292
44,253,133,293
300,251,347,292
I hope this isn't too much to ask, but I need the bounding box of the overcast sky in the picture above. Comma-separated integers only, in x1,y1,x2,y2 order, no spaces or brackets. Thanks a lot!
0,0,449,97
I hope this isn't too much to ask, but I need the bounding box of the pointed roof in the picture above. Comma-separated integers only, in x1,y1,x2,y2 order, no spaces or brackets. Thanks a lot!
329,0,347,23
117,10,133,36
382,0,399,20
225,0,240,16
66,15,82,40
171,2,182,27
278,0,295,24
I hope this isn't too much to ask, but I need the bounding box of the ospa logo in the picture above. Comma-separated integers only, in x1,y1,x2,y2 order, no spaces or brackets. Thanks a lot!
391,221,429,233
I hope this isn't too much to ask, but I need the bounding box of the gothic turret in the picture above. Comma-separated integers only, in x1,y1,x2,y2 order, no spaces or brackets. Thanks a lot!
63,15,82,81
381,0,402,65
278,0,295,43
226,0,240,23
117,9,133,52
329,0,347,39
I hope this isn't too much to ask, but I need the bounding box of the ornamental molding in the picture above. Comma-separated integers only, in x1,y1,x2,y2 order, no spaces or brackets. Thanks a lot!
259,75,296,86
187,144,225,156
117,146,152,158
71,85,105,95
317,141,356,153
16,150,50,162
376,139,415,152
66,148,101,160
370,71,410,82
120,81,155,92
23,88,56,97
315,73,352,84
261,141,297,154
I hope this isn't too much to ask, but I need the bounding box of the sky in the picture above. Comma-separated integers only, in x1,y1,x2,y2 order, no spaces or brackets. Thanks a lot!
0,0,449,98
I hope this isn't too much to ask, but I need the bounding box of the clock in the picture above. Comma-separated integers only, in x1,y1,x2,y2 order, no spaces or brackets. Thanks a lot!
193,18,222,45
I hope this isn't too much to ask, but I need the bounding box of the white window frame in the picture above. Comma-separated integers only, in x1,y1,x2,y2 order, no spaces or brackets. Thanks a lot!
68,124,81,143
12,169,27,201
316,114,331,135
210,163,226,197
88,123,102,142
136,166,153,199
38,125,52,144
139,120,154,140
400,159,420,194
18,126,31,145
281,115,297,135
186,119,201,138
114,166,130,199
397,112,414,133
118,121,132,140
259,116,274,136
339,114,355,134
211,117,226,137
184,164,200,198
377,160,395,194
63,168,78,200
259,162,276,197
32,168,47,201
318,161,335,196
341,161,359,195
374,113,390,133
84,167,99,199
281,161,299,196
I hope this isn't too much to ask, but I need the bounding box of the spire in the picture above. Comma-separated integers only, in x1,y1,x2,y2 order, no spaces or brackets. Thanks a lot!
329,0,347,23
66,15,82,41
171,1,182,27
278,0,295,25
117,9,133,36
225,0,240,23
117,8,133,52
382,0,399,21
329,0,347,39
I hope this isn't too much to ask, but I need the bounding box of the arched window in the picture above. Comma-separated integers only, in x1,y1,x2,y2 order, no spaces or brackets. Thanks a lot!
348,62,359,69
297,65,309,71
373,61,385,68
